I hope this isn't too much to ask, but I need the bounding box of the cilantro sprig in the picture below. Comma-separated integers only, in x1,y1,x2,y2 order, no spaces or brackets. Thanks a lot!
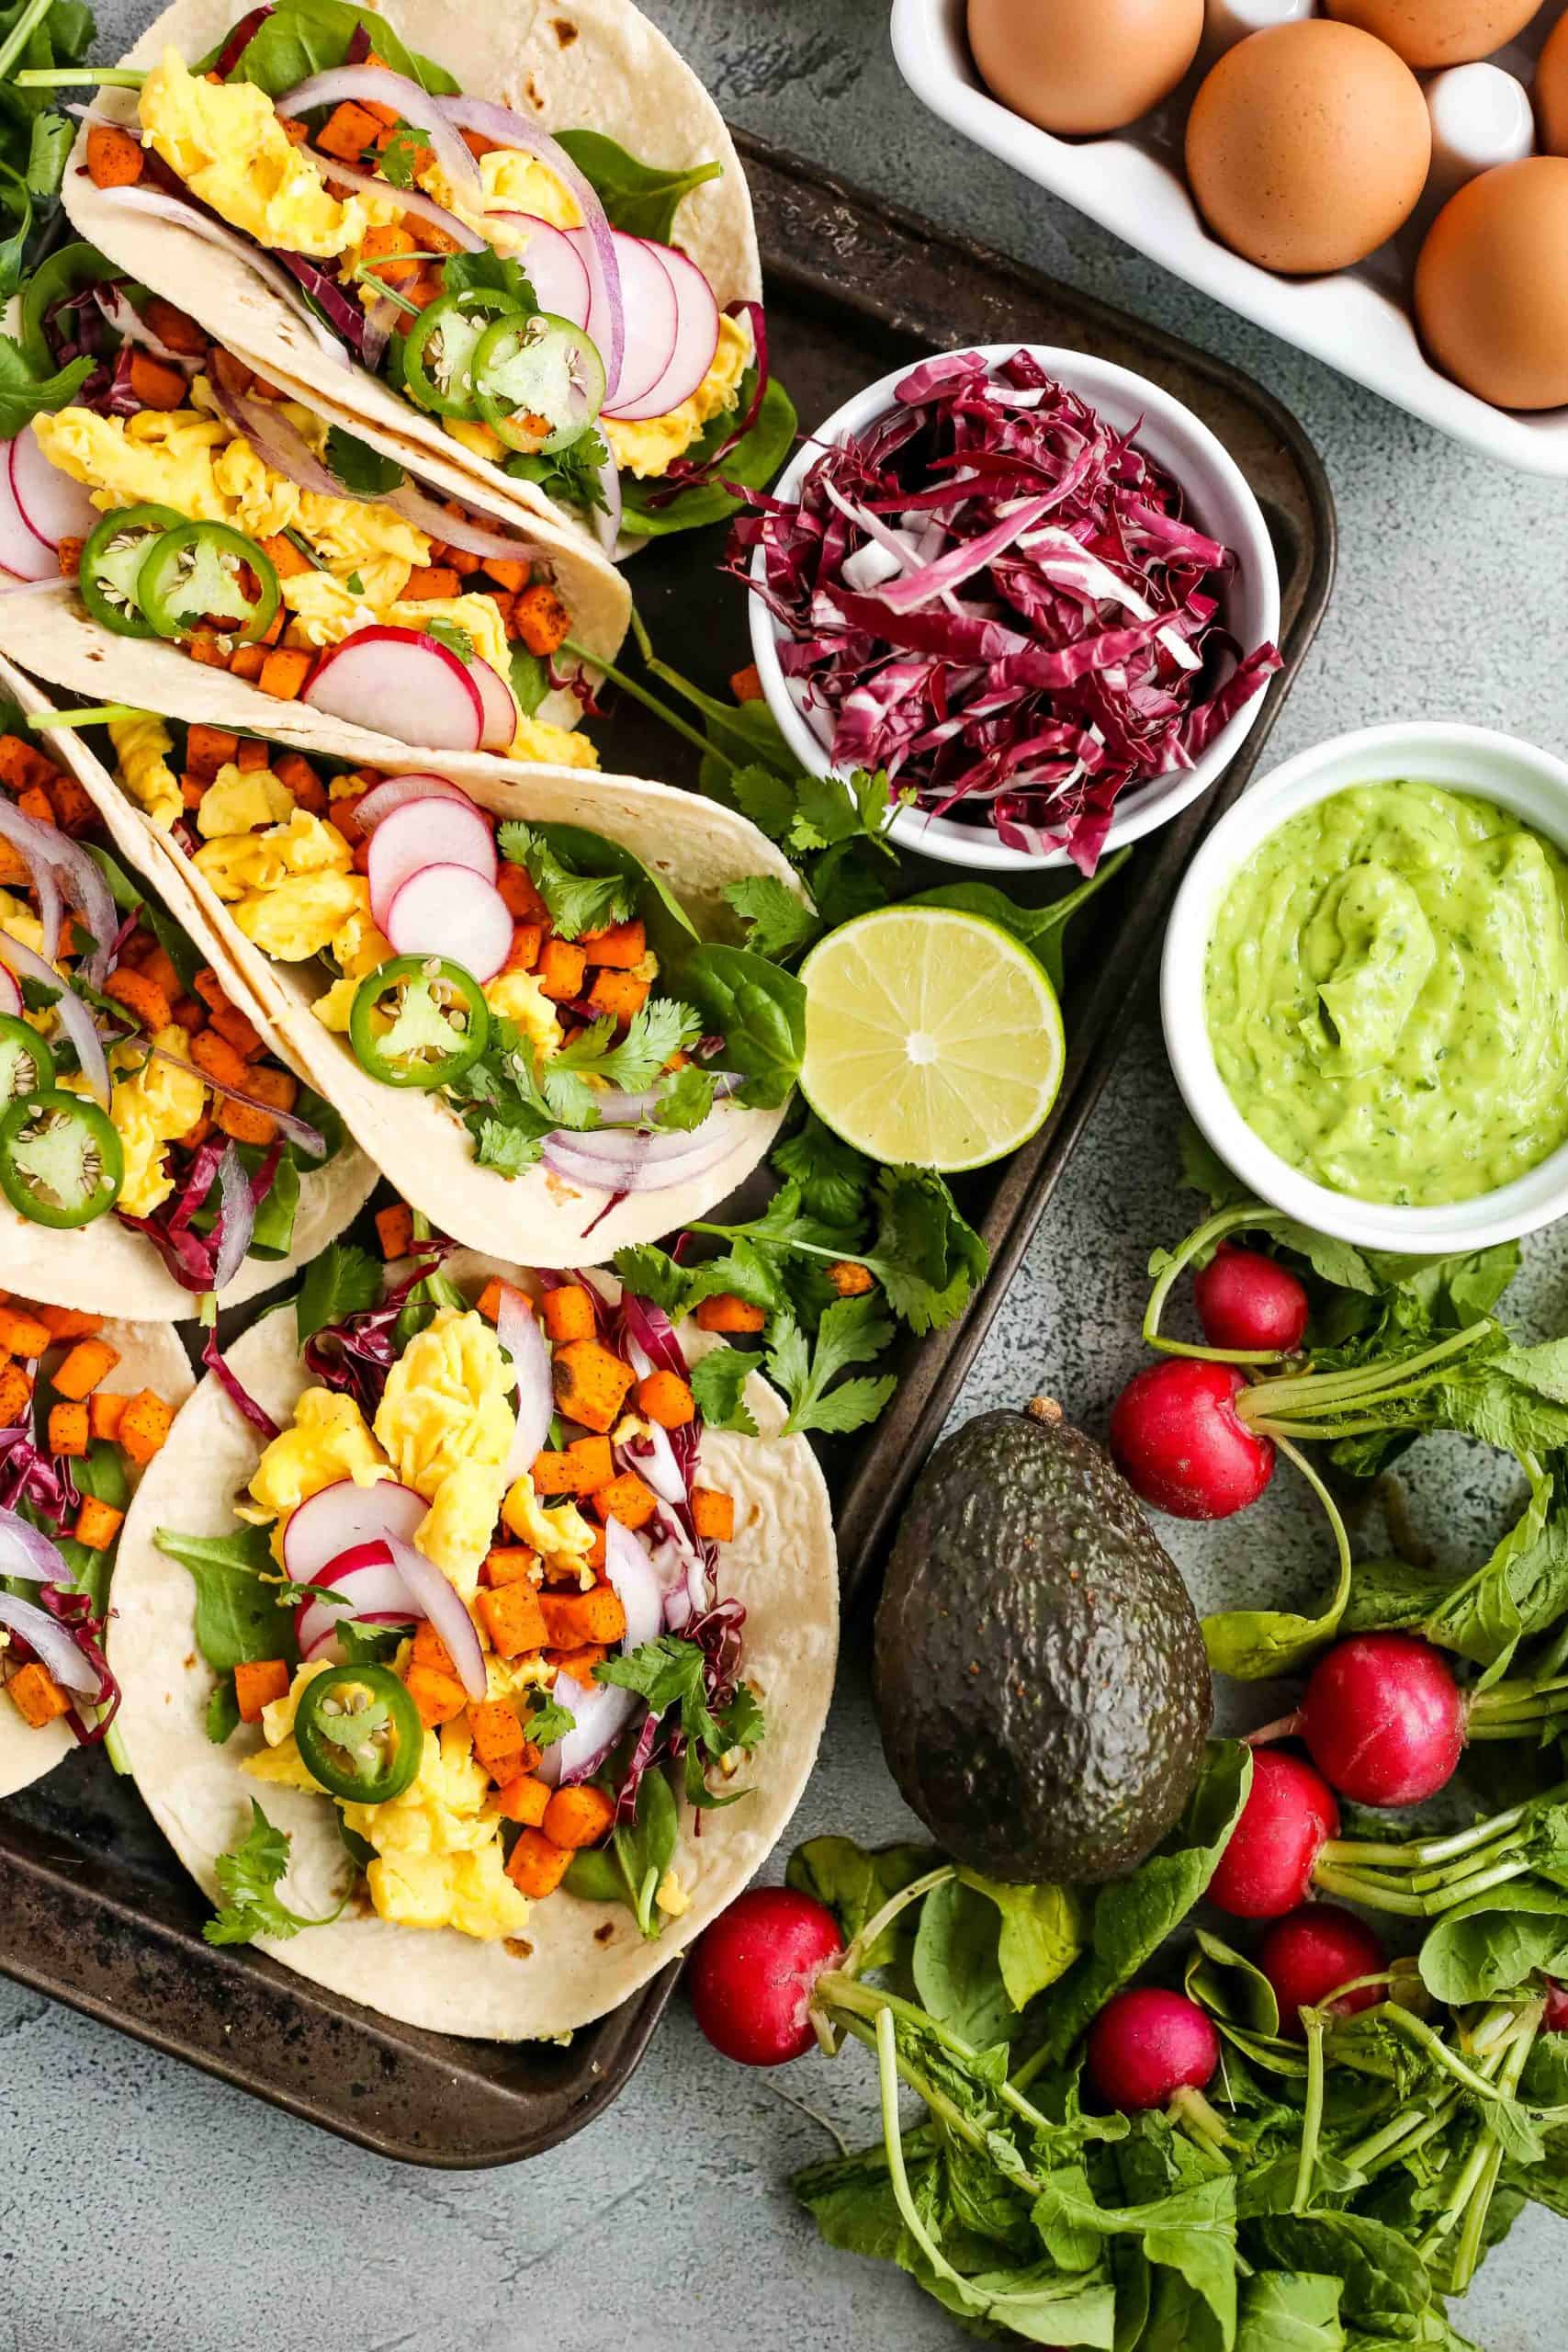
204,1801,347,1947
498,820,639,941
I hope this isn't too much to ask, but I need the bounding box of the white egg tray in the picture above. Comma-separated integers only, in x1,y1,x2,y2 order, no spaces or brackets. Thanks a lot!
889,0,1568,473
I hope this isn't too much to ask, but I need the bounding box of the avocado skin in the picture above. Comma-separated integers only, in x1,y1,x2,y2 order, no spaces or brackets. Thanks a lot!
874,1406,1213,1884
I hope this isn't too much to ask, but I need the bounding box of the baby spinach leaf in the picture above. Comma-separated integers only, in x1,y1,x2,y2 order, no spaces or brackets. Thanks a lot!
154,1523,298,1673
553,130,722,243
677,943,806,1108
1417,1883,1568,2003
323,423,404,497
1246,2214,1436,2343
620,375,798,538
1032,2167,1238,2345
205,1675,242,1746
295,1239,379,1348
908,850,1130,998
912,1875,1019,2050
224,0,457,98
1236,2271,1345,2351
0,333,91,435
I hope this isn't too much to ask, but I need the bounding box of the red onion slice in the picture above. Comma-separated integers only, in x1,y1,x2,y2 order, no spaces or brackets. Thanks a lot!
0,966,18,1018
0,1505,67,1582
276,66,482,206
497,1284,553,1483
90,187,349,361
210,1139,255,1293
385,863,512,980
383,1532,486,1698
616,1420,685,1511
597,234,677,416
283,1478,429,1586
294,1538,422,1660
361,289,399,374
288,153,484,252
9,426,100,554
367,795,496,929
603,240,719,423
92,284,198,372
378,478,544,566
0,928,110,1109
435,96,624,401
541,1125,736,1196
592,1074,741,1126
603,1517,663,1654
490,214,590,331
302,627,485,751
0,803,118,989
352,772,473,830
205,362,346,498
468,655,518,752
147,1046,327,1156
539,1666,637,1788
0,1590,100,1693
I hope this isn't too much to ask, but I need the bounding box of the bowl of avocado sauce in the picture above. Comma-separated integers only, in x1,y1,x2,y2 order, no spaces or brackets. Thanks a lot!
1163,721,1568,1251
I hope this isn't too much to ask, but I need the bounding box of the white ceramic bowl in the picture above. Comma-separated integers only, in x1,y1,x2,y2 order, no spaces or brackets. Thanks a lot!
1162,720,1568,1252
891,0,1568,477
747,341,1281,873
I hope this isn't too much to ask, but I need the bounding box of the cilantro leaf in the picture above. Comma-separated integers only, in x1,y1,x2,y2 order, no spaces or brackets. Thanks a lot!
611,1245,694,1318
497,820,637,941
204,1801,347,1947
596,1634,726,1757
439,245,538,311
526,1694,575,1749
772,1116,871,1227
505,426,611,517
653,1061,718,1132
422,617,473,665
731,764,801,842
550,1001,702,1100
295,1239,380,1348
376,119,431,189
323,422,405,498
868,1166,989,1335
471,1114,546,1175
689,1345,759,1435
765,1295,897,1437
725,873,820,962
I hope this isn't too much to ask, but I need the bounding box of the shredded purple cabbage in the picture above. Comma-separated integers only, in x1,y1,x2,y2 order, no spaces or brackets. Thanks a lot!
275,253,367,358
200,1329,280,1439
731,345,1282,873
117,1136,280,1295
302,1240,456,1414
211,2,273,77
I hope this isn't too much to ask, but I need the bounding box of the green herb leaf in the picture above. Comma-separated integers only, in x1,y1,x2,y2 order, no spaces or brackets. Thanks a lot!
678,942,806,1109
0,332,92,435
153,1523,299,1674
554,128,722,243
375,118,431,189
497,819,638,940
323,422,404,497
525,1694,574,1750
784,1834,936,1971
204,1800,346,1946
766,1294,897,1438
294,1239,380,1349
220,0,457,99
620,374,797,539
422,616,473,666
688,1343,758,1435
724,872,821,961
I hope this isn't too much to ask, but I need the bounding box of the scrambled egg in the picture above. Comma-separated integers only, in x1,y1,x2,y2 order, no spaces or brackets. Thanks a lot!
140,51,386,257
62,1022,207,1217
373,1309,516,1597
502,1474,595,1579
194,807,368,961
0,887,46,961
107,713,181,832
604,311,751,481
196,766,294,838
248,1390,390,1559
483,968,561,1056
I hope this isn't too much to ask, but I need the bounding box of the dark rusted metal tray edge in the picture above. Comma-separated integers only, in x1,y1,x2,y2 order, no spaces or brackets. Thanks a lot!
0,126,1335,2166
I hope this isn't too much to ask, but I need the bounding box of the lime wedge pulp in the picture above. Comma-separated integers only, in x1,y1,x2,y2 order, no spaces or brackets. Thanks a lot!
798,905,1066,1171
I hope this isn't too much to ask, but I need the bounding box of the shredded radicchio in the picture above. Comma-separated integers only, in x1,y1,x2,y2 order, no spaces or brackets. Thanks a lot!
38,1583,119,1742
200,1329,280,1440
0,1419,116,1739
302,1241,457,1415
117,1137,281,1295
731,345,1282,874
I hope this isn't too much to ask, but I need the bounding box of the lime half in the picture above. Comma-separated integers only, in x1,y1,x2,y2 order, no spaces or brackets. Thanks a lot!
798,905,1065,1171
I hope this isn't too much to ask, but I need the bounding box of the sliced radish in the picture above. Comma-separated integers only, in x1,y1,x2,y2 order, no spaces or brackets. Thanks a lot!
0,442,56,582
0,964,19,1016
10,425,100,551
386,864,514,980
605,242,720,422
282,1476,428,1587
354,773,474,831
295,1541,421,1662
301,627,484,752
468,656,520,752
367,796,497,931
592,234,679,416
497,215,592,332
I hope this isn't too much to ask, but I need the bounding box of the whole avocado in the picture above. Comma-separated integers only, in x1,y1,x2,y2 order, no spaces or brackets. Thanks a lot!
874,1400,1213,1883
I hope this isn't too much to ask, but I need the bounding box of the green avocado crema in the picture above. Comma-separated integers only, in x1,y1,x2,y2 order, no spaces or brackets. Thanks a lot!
1204,782,1568,1208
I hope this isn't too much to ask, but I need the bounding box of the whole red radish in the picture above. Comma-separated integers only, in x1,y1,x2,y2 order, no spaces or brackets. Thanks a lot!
1300,1634,1465,1807
1194,1245,1309,1355
1544,1979,1568,2032
1087,1987,1220,2114
688,1886,842,2066
1110,1358,1274,1520
1257,1905,1385,2037
1208,1748,1340,1918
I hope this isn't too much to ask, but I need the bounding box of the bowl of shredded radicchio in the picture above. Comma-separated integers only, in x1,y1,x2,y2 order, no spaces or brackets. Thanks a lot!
735,344,1283,875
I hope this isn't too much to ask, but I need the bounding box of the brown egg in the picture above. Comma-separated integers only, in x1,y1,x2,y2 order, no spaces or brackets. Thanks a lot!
1186,21,1432,274
1535,9,1568,156
1416,157,1568,408
1324,0,1541,71
967,0,1205,136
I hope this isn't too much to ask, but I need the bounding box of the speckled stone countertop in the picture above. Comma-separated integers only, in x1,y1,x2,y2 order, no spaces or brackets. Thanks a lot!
7,6,1567,2346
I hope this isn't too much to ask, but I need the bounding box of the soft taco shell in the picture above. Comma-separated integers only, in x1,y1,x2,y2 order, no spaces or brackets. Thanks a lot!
0,1314,193,1799
63,0,760,539
108,1250,837,2039
9,635,804,1263
0,653,378,1317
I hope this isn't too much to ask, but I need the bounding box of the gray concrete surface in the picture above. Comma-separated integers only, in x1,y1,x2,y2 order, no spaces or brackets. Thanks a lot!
5,4,1567,2345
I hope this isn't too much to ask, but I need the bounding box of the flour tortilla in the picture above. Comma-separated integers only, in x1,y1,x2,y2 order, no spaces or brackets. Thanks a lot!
0,1315,193,1799
108,1250,837,2039
63,0,761,543
6,634,804,1263
0,653,377,1317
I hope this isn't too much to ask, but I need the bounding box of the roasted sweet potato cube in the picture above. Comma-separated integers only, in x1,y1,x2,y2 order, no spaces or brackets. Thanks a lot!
550,1340,634,1435
476,1581,548,1658
541,1284,596,1343
6,1661,68,1727
52,1337,120,1400
692,1487,736,1542
234,1658,290,1723
505,1826,571,1897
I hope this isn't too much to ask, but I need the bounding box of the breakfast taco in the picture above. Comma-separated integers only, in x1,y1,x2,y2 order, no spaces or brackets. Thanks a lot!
108,1246,837,2037
0,1296,191,1800
0,654,374,1315
51,0,788,551
0,667,807,1262
0,250,630,763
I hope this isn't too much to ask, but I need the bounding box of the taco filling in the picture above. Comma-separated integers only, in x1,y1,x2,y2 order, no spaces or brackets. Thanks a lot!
0,1291,182,1765
0,719,346,1290
96,720,805,1217
13,254,600,764
66,0,790,539
160,1257,762,1943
